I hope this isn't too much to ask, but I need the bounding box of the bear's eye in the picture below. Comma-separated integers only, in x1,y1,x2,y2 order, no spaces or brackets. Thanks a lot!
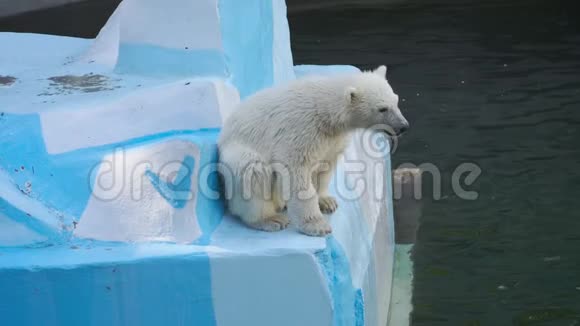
378,107,389,113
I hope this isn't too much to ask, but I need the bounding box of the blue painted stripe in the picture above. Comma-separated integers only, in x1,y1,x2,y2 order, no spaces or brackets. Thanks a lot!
0,197,61,246
115,44,227,77
146,155,196,209
0,110,223,242
0,251,217,326
355,289,365,326
193,140,224,245
219,0,275,98
316,236,365,326
0,113,102,221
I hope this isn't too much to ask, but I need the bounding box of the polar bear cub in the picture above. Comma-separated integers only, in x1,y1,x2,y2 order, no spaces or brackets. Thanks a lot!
218,65,409,237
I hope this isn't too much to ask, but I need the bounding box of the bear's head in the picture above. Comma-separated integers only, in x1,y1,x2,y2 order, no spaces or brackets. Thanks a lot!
345,65,409,136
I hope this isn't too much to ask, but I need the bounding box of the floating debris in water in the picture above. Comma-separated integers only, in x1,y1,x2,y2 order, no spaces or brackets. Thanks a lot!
497,285,508,290
543,256,561,262
513,308,579,325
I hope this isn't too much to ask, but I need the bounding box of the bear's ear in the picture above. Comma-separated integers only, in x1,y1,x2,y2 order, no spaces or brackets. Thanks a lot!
373,65,387,79
345,87,358,103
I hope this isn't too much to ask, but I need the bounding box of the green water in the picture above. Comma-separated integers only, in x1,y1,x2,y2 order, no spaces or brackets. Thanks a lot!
290,0,580,324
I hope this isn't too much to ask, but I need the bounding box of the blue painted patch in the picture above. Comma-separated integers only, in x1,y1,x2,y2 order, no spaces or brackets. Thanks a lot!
315,236,365,326
146,155,195,209
355,289,365,326
0,248,217,326
219,0,274,98
116,44,227,78
0,113,106,223
192,140,224,245
0,105,224,243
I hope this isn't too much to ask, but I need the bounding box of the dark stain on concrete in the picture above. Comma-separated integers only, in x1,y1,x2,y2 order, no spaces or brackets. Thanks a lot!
0,75,17,86
39,73,121,96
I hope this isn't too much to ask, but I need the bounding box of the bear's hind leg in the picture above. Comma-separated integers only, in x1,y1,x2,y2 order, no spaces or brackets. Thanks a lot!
222,144,290,232
242,199,290,232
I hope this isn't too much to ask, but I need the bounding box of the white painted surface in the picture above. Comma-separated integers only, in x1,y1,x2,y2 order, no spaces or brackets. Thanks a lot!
210,252,333,326
330,131,392,289
118,0,222,50
84,0,222,68
215,79,241,122
40,79,239,154
210,214,326,254
0,32,89,68
370,203,396,326
0,213,47,247
82,5,121,67
75,140,203,243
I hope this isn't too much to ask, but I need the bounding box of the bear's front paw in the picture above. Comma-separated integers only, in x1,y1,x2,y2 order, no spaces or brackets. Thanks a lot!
248,214,290,232
319,196,338,214
299,215,332,237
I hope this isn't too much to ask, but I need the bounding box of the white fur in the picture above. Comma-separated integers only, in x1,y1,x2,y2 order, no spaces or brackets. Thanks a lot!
218,66,409,237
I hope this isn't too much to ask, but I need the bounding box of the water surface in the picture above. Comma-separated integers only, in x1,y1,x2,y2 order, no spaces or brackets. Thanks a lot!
289,0,580,324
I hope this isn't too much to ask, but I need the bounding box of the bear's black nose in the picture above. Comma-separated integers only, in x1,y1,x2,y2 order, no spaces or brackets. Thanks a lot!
398,123,409,135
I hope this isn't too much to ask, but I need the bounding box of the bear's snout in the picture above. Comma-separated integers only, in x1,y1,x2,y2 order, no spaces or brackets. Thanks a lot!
379,123,408,137
385,119,409,136
397,122,410,135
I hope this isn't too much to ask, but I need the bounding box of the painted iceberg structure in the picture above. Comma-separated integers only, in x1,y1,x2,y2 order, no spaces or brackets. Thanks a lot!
0,1,399,325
